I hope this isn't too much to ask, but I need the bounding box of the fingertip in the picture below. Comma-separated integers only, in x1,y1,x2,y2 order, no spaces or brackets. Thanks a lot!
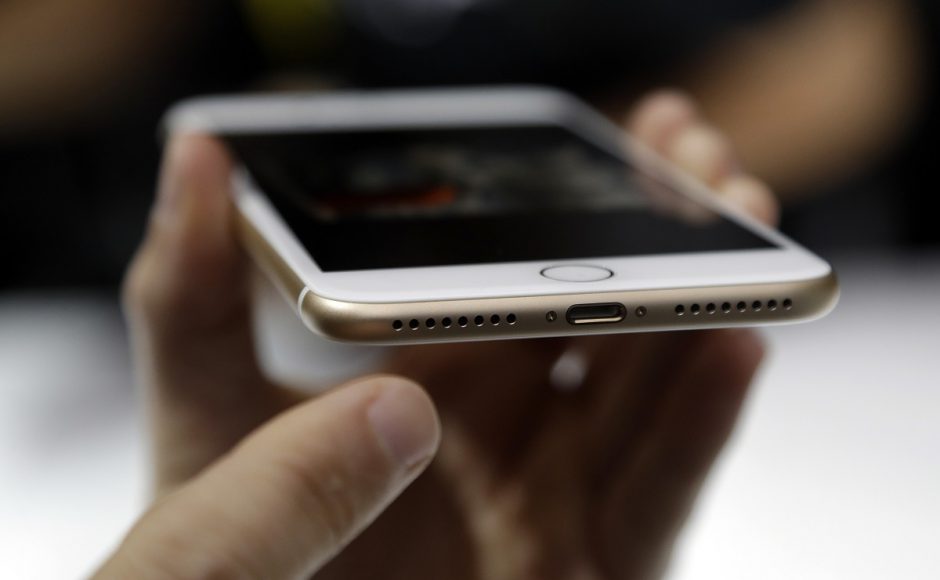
363,375,441,471
666,124,736,187
151,135,234,250
163,133,232,185
719,175,780,227
628,90,699,153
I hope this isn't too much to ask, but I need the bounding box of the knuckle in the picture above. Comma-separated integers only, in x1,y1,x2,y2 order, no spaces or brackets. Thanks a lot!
157,548,257,580
124,508,264,580
121,249,179,330
120,237,208,328
121,248,158,319
274,454,361,551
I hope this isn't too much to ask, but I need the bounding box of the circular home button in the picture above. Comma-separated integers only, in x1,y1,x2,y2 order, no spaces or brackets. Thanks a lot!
540,265,614,282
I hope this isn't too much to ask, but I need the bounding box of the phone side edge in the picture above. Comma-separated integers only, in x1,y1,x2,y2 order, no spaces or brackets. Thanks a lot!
301,267,840,345
237,208,307,315
238,197,839,345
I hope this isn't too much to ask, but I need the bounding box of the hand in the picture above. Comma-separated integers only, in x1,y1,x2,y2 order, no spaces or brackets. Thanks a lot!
95,91,776,580
94,136,442,580
320,92,776,580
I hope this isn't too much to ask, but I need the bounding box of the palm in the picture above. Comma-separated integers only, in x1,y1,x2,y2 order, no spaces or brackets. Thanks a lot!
318,331,760,580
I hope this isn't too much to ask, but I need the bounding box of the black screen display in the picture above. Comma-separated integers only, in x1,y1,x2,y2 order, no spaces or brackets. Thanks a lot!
225,125,775,272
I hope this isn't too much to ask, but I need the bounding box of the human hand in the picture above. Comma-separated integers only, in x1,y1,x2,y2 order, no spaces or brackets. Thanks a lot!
319,92,778,580
93,136,441,580
95,91,776,580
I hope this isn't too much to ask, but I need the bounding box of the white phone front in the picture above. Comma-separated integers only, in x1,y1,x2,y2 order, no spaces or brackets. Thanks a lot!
166,87,838,344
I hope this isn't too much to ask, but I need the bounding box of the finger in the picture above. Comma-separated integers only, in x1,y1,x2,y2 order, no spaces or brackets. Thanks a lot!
574,332,703,481
123,133,288,492
628,90,699,155
94,375,441,580
666,123,737,187
507,334,697,580
718,174,780,227
629,90,778,225
596,329,764,579
630,90,734,188
384,338,570,471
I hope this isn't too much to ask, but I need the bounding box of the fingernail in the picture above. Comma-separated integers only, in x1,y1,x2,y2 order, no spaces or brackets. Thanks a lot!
367,380,439,470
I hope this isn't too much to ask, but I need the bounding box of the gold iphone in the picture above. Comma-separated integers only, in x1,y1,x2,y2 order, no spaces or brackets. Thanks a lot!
166,87,838,344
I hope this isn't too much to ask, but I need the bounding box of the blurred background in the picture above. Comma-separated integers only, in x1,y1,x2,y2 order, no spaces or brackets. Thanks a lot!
1,0,938,578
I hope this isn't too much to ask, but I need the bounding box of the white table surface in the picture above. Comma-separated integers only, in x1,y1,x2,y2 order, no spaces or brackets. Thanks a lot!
1,252,937,579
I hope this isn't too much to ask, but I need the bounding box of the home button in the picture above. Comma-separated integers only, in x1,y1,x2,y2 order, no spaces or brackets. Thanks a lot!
540,265,614,282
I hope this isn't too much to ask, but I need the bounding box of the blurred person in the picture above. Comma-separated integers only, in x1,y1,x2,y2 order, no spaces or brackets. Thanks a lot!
0,0,933,578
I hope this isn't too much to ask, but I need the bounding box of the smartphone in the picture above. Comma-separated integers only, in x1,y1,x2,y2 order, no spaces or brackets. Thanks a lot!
165,87,838,344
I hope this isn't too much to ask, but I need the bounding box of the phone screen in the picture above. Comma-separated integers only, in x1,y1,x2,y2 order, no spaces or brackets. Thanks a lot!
225,125,777,272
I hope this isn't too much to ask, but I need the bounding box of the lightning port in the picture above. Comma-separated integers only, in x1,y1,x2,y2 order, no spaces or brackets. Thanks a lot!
565,303,626,325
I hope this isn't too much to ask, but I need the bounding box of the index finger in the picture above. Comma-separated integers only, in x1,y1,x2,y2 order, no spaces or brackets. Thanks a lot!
123,133,291,492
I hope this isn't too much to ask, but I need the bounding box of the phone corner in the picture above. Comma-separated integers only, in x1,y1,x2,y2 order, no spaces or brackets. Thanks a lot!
297,289,383,344
800,268,841,322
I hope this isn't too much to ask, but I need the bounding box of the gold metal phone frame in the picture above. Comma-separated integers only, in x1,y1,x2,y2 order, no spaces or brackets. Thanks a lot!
240,213,838,345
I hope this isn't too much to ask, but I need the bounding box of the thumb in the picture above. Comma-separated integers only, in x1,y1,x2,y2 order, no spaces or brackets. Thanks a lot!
95,375,440,580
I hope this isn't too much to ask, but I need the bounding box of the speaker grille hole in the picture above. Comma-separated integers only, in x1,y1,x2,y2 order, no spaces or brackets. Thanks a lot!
390,311,562,332
671,298,793,319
